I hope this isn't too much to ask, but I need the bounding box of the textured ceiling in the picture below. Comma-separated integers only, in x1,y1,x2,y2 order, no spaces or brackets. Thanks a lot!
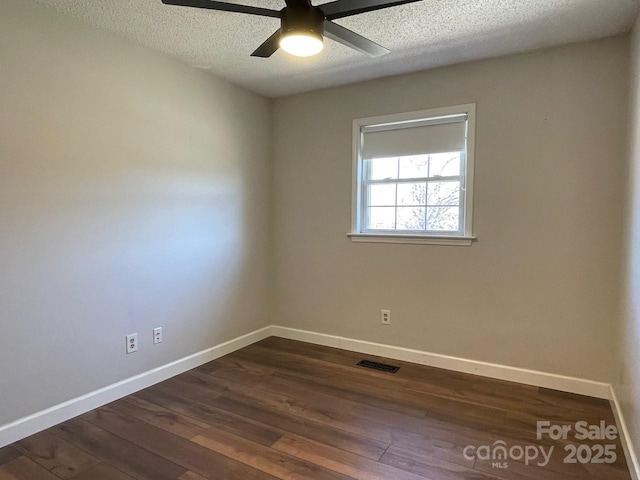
34,0,638,97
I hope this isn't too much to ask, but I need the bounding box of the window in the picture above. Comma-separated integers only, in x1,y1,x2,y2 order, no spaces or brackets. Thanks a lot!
350,104,476,245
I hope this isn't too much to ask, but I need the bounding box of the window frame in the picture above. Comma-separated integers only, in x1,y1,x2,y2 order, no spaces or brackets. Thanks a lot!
349,104,477,246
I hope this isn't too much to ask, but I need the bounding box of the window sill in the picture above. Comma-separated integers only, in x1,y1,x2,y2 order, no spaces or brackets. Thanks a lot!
347,233,476,246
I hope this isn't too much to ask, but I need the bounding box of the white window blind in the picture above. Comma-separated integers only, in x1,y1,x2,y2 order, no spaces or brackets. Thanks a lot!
362,116,467,159
350,105,476,245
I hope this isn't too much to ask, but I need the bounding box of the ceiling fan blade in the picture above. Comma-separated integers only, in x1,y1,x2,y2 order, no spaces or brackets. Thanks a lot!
251,29,282,57
321,0,422,20
161,0,281,18
323,21,389,57
284,0,311,7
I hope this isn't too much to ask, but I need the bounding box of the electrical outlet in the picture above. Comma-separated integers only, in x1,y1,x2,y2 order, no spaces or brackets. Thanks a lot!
381,310,391,325
153,327,163,345
126,333,138,354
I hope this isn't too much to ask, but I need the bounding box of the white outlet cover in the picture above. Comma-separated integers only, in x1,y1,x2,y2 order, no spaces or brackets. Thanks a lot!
153,327,163,344
126,333,138,354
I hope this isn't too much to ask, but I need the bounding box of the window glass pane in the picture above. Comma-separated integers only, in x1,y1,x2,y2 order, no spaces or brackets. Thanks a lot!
367,207,395,230
399,155,428,179
429,152,461,177
397,183,426,206
427,206,460,231
368,184,396,206
397,207,425,230
367,157,398,180
357,108,473,238
427,181,460,206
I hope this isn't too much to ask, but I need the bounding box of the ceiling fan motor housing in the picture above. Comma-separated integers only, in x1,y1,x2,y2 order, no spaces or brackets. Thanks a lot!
162,0,398,58
280,6,325,41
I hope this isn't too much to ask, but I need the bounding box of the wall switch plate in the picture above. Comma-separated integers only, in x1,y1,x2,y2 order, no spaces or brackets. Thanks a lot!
153,327,163,345
381,310,391,325
126,333,138,354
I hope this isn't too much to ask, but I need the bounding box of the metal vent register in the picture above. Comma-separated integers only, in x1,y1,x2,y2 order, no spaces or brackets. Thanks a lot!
356,359,400,373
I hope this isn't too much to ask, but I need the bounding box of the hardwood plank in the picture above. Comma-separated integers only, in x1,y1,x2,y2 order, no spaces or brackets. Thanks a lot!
192,361,223,375
82,405,279,480
50,417,187,480
212,389,390,460
156,374,226,405
195,357,272,379
474,456,631,480
226,346,417,398
69,463,137,480
199,363,493,468
249,341,411,386
381,448,503,480
0,448,21,468
272,434,425,480
198,349,628,471
537,387,610,407
215,352,428,418
185,368,393,445
222,346,594,442
16,430,99,479
193,428,356,480
230,344,632,472
135,385,285,447
258,338,612,422
0,456,59,480
383,439,474,469
257,337,531,396
109,395,210,439
201,362,500,458
535,388,616,423
141,376,388,461
403,378,609,422
198,363,490,460
256,337,466,386
0,337,630,480
298,375,575,446
179,472,209,480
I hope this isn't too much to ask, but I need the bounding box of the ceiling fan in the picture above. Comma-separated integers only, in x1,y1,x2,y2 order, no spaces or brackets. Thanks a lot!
162,0,422,58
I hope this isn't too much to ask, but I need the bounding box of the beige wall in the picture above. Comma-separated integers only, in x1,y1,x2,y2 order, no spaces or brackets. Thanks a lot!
0,0,270,426
1,0,634,449
272,37,628,382
617,14,640,468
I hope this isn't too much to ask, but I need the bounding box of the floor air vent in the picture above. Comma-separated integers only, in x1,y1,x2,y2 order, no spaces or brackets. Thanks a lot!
356,359,400,373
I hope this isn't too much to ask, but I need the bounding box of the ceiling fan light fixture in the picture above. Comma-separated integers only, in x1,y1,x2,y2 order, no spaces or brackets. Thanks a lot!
278,7,325,57
279,32,323,57
162,0,397,59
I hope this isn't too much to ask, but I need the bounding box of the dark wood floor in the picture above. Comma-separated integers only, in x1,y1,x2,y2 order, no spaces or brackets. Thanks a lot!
0,337,632,480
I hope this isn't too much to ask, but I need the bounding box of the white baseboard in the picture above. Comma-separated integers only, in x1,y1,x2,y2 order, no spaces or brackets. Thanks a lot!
270,326,611,399
270,327,640,475
0,326,272,449
610,385,640,480
0,324,622,455
272,327,640,472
